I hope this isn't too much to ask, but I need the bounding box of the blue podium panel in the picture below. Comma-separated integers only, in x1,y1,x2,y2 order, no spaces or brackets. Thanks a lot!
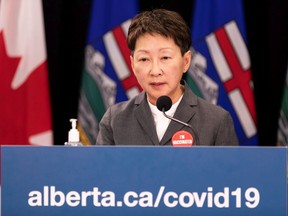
1,146,287,216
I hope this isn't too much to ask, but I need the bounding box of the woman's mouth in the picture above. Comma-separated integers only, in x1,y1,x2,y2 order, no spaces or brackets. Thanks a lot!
150,82,165,87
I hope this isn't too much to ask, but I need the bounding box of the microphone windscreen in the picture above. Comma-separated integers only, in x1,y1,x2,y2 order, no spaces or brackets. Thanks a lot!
156,96,172,112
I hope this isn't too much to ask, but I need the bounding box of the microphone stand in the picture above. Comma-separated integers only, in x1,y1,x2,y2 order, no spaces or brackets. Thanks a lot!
162,108,200,146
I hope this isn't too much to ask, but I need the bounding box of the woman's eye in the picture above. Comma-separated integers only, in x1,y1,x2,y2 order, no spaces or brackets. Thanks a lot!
162,56,170,60
139,58,148,62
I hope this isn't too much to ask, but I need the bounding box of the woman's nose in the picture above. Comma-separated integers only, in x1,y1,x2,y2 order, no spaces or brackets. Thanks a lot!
150,61,163,76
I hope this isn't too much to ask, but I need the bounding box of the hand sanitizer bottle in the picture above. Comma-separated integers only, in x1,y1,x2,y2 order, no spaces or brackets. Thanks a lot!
64,119,83,146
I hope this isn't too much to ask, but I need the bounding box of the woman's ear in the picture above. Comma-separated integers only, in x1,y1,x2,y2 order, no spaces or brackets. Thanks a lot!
183,50,191,73
130,55,135,73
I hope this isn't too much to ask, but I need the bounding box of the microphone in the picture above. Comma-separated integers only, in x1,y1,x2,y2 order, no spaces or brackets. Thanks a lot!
156,95,200,145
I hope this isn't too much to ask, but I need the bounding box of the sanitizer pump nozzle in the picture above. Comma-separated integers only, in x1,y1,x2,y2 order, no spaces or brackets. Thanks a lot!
65,118,83,146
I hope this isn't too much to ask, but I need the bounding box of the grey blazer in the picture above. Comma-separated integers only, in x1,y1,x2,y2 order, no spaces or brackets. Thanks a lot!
96,82,239,146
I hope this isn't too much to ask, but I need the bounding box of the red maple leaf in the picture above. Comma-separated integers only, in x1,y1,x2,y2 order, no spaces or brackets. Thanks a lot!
0,31,52,145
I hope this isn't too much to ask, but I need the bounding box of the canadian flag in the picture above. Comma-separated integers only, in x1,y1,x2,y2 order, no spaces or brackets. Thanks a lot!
0,0,53,145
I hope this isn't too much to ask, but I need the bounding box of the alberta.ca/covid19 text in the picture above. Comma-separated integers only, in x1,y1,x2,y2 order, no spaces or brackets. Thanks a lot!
28,186,260,209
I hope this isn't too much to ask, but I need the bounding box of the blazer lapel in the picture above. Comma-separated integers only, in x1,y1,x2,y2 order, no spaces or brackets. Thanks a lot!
134,93,159,146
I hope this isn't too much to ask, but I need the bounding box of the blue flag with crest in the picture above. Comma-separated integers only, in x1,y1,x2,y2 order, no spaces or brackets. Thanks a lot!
187,0,258,145
78,0,139,145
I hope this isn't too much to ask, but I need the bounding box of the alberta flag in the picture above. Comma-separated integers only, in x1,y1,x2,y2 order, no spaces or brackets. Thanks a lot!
187,0,258,145
0,0,53,145
277,61,288,146
78,0,139,145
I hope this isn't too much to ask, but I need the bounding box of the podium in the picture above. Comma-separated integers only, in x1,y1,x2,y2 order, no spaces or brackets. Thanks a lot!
1,146,287,215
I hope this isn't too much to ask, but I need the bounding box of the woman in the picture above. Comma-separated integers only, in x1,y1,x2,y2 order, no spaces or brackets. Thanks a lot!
96,9,239,146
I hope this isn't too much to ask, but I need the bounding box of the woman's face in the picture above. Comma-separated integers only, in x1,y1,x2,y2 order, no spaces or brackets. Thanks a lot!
130,33,191,105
